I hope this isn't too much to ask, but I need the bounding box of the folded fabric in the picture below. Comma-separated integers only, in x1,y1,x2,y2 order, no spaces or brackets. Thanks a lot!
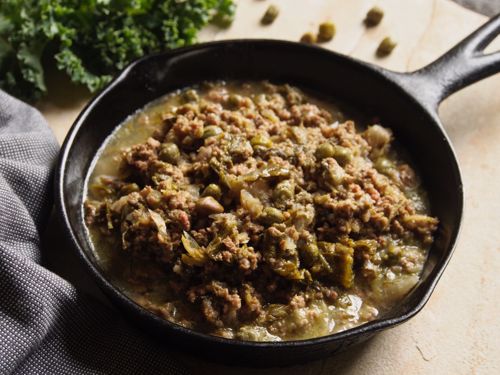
453,0,500,16
0,90,187,375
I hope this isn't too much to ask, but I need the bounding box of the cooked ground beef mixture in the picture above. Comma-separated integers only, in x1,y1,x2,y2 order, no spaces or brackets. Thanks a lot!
84,81,438,341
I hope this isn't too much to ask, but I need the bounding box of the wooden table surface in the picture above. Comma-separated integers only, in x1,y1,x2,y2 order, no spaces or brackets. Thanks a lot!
39,1,500,374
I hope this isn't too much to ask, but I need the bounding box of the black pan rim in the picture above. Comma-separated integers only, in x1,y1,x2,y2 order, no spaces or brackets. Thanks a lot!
54,39,463,350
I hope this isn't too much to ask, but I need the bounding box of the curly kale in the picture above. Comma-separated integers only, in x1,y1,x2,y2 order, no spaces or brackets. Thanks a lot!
0,0,235,102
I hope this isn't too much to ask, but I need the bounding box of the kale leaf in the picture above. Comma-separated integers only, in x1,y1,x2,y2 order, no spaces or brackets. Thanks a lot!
0,0,235,102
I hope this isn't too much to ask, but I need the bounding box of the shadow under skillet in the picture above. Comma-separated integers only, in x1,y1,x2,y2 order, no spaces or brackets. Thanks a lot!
185,335,380,375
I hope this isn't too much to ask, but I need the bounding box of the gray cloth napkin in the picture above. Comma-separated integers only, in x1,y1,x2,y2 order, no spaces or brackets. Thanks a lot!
453,0,500,16
0,90,187,375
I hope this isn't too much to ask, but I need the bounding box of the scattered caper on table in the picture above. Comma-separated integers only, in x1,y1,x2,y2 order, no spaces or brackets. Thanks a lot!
318,21,336,42
377,37,397,57
212,12,234,28
300,32,317,44
261,5,279,25
365,6,384,27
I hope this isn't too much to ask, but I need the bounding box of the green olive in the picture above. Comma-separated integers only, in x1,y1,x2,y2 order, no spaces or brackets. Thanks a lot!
300,32,316,44
365,6,384,27
203,125,223,139
377,37,397,57
261,5,279,25
251,133,273,148
315,143,336,160
318,21,336,42
273,180,294,201
158,142,180,164
202,183,222,200
259,207,285,225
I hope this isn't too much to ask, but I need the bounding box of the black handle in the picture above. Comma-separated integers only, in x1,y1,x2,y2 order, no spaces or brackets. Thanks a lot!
392,13,500,112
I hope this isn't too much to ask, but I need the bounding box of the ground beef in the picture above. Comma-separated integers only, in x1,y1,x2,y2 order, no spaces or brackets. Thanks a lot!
85,81,438,341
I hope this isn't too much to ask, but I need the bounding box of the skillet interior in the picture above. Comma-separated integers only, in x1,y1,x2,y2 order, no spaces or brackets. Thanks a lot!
57,40,462,365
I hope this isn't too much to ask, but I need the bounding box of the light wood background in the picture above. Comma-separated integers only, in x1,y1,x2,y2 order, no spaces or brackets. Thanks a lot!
39,1,500,374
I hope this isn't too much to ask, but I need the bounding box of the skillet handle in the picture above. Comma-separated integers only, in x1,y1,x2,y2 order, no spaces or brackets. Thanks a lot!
394,13,500,112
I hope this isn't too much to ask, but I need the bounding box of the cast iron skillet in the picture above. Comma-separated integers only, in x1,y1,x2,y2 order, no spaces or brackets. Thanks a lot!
55,14,500,366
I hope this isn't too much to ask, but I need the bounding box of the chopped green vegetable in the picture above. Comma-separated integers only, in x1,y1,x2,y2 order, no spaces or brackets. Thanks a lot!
181,231,207,266
0,0,236,102
333,243,354,289
120,183,140,195
259,207,285,225
240,189,263,218
251,133,273,148
273,180,294,202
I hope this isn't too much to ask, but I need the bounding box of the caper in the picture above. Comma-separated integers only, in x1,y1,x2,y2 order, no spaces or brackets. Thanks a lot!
203,125,223,139
274,180,294,201
377,37,397,57
202,183,222,200
300,32,317,44
227,94,242,109
332,146,353,166
365,6,384,27
374,157,395,175
212,12,233,28
261,5,279,25
251,133,273,148
317,21,336,42
120,183,140,195
315,143,336,160
146,189,163,209
183,89,199,103
158,142,180,164
259,207,285,225
196,196,224,215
